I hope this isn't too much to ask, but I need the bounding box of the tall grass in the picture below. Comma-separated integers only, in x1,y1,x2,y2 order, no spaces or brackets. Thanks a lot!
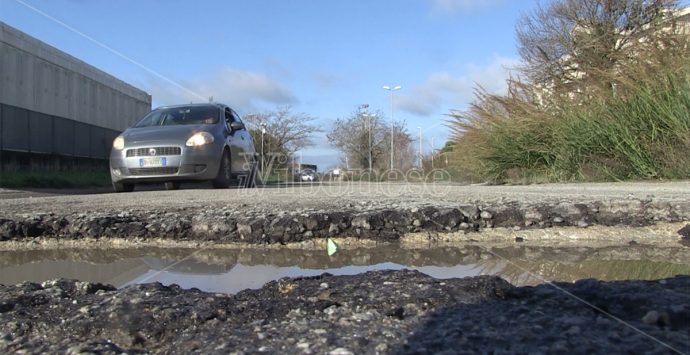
556,70,690,180
448,64,690,183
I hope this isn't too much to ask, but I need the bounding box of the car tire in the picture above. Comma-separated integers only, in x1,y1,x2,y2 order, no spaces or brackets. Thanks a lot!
113,182,134,193
164,181,181,190
212,149,231,188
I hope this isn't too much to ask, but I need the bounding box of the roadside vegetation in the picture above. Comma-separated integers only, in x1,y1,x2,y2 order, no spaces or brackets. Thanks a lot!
244,106,321,178
0,171,111,188
446,0,690,183
327,107,416,172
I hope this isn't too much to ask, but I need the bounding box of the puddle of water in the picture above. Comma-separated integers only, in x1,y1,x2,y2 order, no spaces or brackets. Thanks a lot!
0,244,688,294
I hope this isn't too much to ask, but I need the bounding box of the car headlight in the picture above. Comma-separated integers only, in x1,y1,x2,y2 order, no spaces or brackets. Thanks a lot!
186,132,214,147
113,136,125,150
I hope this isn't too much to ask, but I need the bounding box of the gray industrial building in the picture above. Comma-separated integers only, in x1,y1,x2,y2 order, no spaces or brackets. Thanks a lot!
0,21,151,172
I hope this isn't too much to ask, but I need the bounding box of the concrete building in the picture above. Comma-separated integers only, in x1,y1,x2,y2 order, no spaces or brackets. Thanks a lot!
0,21,151,171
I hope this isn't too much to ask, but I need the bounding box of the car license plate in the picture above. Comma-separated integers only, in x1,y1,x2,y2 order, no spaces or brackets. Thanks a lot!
139,157,167,167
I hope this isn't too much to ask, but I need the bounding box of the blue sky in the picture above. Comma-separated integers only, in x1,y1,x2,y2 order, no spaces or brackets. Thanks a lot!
1,0,541,168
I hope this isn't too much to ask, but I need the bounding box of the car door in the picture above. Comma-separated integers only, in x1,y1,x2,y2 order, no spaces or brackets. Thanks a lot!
223,108,245,174
231,110,256,171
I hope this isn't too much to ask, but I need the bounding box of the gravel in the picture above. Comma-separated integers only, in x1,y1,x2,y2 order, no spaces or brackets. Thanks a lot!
0,271,687,354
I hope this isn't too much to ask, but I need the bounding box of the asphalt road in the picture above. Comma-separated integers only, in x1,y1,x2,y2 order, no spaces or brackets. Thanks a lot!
1,181,690,217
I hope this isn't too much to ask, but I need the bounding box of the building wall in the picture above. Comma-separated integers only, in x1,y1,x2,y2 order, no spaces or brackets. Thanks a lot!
0,21,152,172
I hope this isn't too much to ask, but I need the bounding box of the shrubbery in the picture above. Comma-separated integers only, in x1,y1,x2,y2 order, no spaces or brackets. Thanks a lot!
447,0,690,183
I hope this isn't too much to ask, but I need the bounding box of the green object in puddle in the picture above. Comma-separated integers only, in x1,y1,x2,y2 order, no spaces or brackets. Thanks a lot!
327,238,338,256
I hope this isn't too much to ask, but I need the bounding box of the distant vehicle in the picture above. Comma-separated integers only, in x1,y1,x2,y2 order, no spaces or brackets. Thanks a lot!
299,163,318,172
109,103,258,192
297,169,319,182
322,168,343,181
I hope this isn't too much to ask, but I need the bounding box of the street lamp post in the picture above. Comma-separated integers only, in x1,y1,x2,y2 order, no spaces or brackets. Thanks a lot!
359,104,373,173
431,136,435,169
260,122,267,172
382,85,401,170
418,126,423,169
363,112,376,172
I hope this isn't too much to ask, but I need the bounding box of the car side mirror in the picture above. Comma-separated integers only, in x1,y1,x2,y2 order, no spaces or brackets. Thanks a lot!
229,122,245,131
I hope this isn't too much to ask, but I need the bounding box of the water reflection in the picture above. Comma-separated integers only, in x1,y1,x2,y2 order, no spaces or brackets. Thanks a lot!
0,244,688,293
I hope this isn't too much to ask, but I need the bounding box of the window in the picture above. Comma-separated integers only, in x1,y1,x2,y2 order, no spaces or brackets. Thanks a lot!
224,108,235,123
231,110,242,123
134,106,219,127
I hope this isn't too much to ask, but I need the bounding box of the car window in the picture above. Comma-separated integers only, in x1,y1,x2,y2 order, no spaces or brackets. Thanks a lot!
224,108,235,123
231,110,243,124
134,106,219,127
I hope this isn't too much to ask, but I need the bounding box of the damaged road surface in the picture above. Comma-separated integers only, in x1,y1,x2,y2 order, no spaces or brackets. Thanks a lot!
0,182,689,353
1,182,690,244
0,271,688,354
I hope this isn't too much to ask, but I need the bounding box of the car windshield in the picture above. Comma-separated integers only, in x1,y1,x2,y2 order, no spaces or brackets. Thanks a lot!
134,106,219,127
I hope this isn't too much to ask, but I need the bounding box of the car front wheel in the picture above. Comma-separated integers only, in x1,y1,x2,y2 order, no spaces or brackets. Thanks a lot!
164,181,180,190
113,182,134,193
212,150,231,188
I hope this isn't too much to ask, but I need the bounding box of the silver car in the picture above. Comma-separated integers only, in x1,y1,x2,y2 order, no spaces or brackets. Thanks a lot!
109,103,257,192
297,169,318,182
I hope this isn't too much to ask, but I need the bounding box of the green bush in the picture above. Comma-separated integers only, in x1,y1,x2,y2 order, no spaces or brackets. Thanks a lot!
448,66,690,183
553,70,690,181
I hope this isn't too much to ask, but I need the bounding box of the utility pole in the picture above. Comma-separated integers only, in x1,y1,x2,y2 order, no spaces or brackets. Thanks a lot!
260,122,266,172
418,126,423,169
382,85,401,170
368,115,372,172
431,136,435,169
359,104,372,172
363,112,375,172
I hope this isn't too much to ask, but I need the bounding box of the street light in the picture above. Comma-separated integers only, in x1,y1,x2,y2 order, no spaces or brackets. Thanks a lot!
382,85,401,170
431,136,435,169
260,122,267,172
363,112,376,172
417,126,423,169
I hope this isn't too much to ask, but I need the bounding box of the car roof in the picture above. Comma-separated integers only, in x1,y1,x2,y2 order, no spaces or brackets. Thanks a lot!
154,103,227,110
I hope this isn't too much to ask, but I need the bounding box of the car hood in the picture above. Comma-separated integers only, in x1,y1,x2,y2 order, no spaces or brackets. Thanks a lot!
122,125,208,144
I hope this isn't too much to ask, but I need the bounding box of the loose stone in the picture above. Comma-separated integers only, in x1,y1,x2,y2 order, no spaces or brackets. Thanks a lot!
642,310,659,325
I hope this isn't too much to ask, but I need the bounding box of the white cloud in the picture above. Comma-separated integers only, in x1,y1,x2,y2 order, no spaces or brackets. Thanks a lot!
397,56,519,116
430,0,503,13
145,67,296,112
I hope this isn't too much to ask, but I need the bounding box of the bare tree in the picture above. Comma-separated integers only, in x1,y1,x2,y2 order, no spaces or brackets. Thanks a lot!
517,0,683,98
327,108,415,171
244,106,320,157
386,120,416,171
328,109,386,170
